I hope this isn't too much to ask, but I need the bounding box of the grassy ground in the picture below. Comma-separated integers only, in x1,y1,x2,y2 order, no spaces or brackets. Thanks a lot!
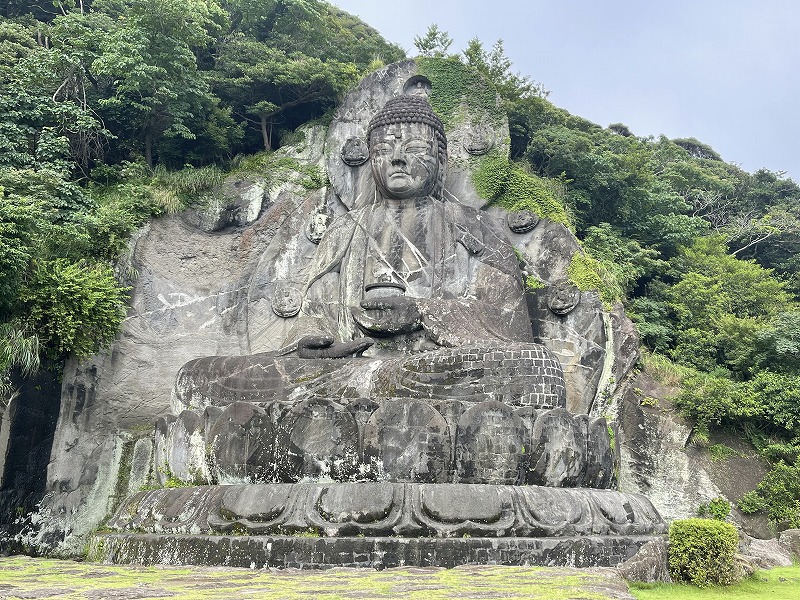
3,556,799,599
629,566,800,600
0,556,634,599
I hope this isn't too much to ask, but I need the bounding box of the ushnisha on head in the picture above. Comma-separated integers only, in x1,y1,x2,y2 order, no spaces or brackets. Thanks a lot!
367,95,448,200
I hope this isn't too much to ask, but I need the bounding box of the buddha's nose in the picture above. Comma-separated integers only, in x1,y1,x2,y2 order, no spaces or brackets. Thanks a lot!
391,145,406,164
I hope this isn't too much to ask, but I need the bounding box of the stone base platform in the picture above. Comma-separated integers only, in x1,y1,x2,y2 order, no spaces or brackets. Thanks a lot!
96,483,665,568
106,483,665,539
88,533,661,569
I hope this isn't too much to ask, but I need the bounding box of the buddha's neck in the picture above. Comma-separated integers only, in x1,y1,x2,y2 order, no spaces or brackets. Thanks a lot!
379,195,434,212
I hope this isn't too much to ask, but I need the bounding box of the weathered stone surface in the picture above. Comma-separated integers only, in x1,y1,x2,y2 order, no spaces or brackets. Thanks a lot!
317,483,396,530
739,535,794,568
615,372,772,537
182,176,266,233
609,304,640,387
734,553,758,578
155,410,206,485
524,274,607,414
585,416,614,489
0,364,62,548
363,399,450,483
126,437,154,496
160,396,616,487
616,538,672,583
455,402,526,484
277,398,359,481
616,374,726,523
173,348,569,413
105,483,666,539
207,402,274,484
779,528,800,560
90,531,658,569
526,408,587,487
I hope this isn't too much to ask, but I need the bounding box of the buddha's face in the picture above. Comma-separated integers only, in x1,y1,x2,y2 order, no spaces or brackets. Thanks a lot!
370,122,439,200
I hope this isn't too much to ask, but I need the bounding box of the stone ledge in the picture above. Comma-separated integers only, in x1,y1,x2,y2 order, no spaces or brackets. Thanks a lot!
106,483,665,539
89,533,663,569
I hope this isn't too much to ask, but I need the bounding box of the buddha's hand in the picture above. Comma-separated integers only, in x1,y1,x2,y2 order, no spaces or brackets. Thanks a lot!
352,296,423,336
297,335,374,359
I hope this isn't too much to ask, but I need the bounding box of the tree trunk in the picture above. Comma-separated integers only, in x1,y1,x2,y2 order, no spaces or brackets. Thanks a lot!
261,115,272,151
145,132,153,169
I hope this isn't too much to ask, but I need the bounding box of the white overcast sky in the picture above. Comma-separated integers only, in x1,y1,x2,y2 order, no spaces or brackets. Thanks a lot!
331,0,800,183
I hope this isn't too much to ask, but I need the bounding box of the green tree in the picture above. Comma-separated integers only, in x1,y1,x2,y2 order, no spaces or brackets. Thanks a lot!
754,311,800,373
225,0,403,66
20,259,127,359
213,0,391,153
462,37,545,104
413,24,453,58
212,34,358,150
93,0,229,167
582,223,665,297
0,190,39,314
662,237,793,375
0,18,108,174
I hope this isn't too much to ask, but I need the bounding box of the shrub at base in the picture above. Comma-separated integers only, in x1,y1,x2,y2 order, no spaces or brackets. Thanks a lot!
668,518,739,587
697,497,732,521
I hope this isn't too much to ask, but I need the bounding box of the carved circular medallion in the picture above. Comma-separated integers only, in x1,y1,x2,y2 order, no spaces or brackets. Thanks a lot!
547,280,581,316
305,209,332,244
463,122,494,156
507,210,540,233
340,137,369,166
272,286,302,318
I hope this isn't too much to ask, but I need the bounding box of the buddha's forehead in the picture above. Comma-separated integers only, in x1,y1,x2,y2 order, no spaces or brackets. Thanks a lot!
370,122,435,141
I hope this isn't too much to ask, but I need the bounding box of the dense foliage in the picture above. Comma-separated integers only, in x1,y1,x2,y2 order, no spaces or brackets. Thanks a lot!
2,6,799,519
738,459,800,527
668,519,739,587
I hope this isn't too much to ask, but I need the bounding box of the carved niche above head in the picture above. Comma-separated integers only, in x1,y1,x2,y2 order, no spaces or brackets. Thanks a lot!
402,75,432,99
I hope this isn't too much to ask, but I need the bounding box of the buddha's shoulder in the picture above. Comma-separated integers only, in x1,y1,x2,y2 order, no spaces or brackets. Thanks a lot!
445,200,505,235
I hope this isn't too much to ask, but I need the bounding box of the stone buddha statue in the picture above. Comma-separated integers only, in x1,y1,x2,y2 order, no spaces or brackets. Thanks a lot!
162,93,609,490
103,71,664,567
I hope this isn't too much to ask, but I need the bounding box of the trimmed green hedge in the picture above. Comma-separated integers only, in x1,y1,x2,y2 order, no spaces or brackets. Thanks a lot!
668,518,739,587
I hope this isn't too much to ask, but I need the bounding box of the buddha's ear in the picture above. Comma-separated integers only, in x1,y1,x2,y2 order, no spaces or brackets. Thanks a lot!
433,163,447,200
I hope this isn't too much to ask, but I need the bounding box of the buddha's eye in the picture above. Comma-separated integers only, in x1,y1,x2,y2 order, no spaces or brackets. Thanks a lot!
404,142,430,154
373,143,393,156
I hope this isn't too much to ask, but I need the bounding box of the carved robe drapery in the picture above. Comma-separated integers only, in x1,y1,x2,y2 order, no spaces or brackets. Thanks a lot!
287,194,534,351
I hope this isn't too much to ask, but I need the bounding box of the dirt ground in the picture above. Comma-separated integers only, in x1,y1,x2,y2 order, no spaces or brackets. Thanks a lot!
0,555,637,599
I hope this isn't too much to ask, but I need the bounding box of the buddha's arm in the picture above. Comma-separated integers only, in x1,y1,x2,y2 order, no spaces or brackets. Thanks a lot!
280,212,375,358
416,212,534,346
351,272,532,347
418,293,533,347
